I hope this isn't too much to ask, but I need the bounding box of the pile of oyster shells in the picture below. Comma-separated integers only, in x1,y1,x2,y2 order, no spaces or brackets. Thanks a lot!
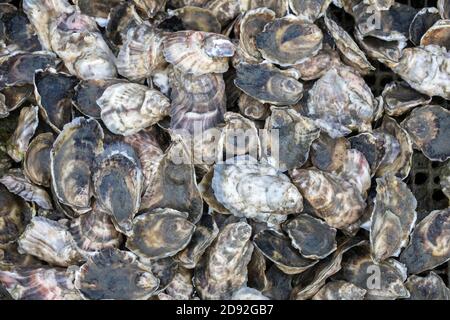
0,0,449,300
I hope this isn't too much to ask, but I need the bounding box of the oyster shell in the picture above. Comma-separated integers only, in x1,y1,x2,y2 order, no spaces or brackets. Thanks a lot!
0,4,41,52
0,170,52,210
23,0,74,51
133,0,167,18
253,229,318,275
261,107,320,171
150,257,178,293
23,133,54,188
176,213,219,269
126,208,195,260
17,217,84,267
289,0,331,22
336,246,409,300
164,267,194,300
163,31,235,76
283,214,337,260
255,15,323,66
247,249,268,291
312,281,366,300
169,68,226,135
0,267,82,300
421,19,450,50
0,51,58,89
98,83,170,136
239,0,288,17
105,2,144,47
238,8,276,63
205,0,240,27
392,45,450,99
212,156,303,225
73,79,126,119
310,133,350,172
306,66,376,138
290,237,366,300
405,272,450,300
74,0,123,26
370,174,417,262
217,112,261,163
92,142,143,235
117,23,166,82
75,248,159,300
399,208,450,274
194,221,254,300
169,6,221,33
291,169,366,230
231,287,269,300
238,93,270,121
70,203,123,253
381,81,431,117
34,68,78,132
324,13,374,75
0,185,33,245
409,7,441,46
263,264,293,299
439,0,450,19
234,62,303,105
375,116,413,179
6,105,38,162
401,105,450,162
50,117,104,214
49,11,117,80
291,46,342,81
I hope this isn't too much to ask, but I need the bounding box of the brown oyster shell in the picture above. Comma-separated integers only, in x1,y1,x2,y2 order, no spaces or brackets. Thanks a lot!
291,169,366,230
194,221,254,300
405,272,450,300
370,174,417,262
291,46,342,81
17,217,84,267
75,248,159,300
310,133,350,172
238,93,270,120
92,142,143,235
262,107,320,171
283,214,337,260
126,208,195,260
312,280,366,300
50,117,104,214
176,213,219,269
105,2,144,47
234,62,303,105
306,66,375,138
409,7,441,46
0,170,53,210
392,45,450,99
255,15,323,66
23,133,54,188
400,208,450,274
288,0,331,22
401,105,450,162
324,13,374,75
239,8,276,63
421,19,450,50
0,184,33,245
163,31,235,76
6,105,38,162
69,203,123,253
117,23,166,82
140,137,203,224
34,68,78,132
290,237,366,300
335,245,409,300
381,81,431,117
170,6,221,33
0,267,82,300
169,68,225,135
254,229,318,275
164,267,194,300
239,0,288,17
